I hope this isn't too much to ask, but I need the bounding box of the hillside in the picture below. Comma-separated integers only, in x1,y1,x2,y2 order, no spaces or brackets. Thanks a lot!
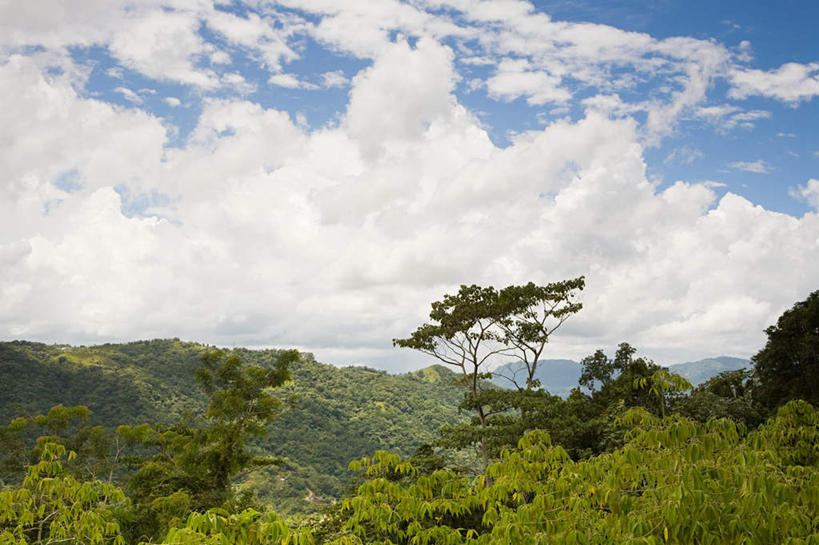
0,340,467,514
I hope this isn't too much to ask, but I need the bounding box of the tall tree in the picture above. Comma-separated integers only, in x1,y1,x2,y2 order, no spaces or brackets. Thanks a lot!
394,279,584,465
393,284,510,467
494,277,585,390
752,290,819,411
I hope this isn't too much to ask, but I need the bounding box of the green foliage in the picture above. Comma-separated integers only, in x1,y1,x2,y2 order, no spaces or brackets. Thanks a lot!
258,360,467,514
150,508,311,545
497,343,669,460
633,368,692,418
674,369,763,428
0,404,121,487
752,290,819,411
335,402,819,545
0,340,208,427
579,343,663,413
0,443,128,545
119,350,298,541
754,400,819,467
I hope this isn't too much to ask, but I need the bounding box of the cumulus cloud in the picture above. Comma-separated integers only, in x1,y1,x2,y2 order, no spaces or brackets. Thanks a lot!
729,62,819,103
0,0,140,49
790,179,819,211
3,1,819,371
204,9,301,71
0,55,167,203
344,38,459,157
3,46,819,371
109,9,219,88
486,58,570,105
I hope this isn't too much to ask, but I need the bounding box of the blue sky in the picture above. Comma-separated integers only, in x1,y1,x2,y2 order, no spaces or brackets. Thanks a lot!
1,0,818,371
64,0,819,215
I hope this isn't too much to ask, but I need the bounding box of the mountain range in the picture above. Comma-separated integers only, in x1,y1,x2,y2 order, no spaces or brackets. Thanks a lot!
491,356,750,397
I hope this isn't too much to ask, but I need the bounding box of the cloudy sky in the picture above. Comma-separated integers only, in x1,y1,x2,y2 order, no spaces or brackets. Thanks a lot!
2,0,818,371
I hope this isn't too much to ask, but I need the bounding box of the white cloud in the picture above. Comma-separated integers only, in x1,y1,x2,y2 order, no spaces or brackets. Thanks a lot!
664,146,703,165
697,106,771,132
114,86,142,104
344,38,460,157
278,0,467,58
728,160,769,174
0,0,140,49
109,9,219,88
321,70,348,88
486,58,570,105
3,2,819,371
0,55,167,205
729,62,819,103
789,179,819,210
701,180,727,189
204,9,301,71
582,94,640,118
222,72,258,94
0,0,789,144
268,73,319,90
4,50,819,370
210,50,232,65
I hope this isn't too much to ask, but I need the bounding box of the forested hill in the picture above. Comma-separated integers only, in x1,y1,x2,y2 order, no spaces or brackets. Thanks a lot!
0,339,467,514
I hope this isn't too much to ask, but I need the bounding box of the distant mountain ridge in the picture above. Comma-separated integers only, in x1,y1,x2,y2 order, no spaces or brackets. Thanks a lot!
491,359,581,398
666,356,750,386
491,356,750,397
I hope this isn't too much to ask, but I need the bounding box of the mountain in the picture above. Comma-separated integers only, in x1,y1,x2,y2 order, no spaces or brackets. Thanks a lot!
490,359,581,398
0,340,466,514
667,356,750,385
491,356,751,396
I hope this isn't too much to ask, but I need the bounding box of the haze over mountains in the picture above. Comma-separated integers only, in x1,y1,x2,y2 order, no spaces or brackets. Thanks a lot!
490,356,750,398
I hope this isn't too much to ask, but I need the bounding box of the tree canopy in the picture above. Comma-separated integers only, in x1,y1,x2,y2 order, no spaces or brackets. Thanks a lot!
393,279,585,465
752,290,819,411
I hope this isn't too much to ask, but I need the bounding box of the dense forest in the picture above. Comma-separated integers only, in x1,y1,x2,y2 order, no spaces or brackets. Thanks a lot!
0,282,817,544
0,340,469,515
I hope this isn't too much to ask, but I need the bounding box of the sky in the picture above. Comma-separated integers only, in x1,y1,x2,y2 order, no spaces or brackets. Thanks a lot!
1,0,818,372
